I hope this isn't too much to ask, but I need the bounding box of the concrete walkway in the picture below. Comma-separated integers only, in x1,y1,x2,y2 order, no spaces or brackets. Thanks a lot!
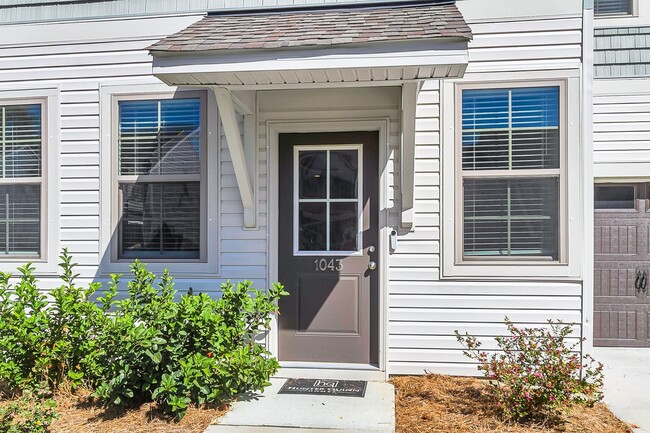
593,348,650,433
205,378,395,433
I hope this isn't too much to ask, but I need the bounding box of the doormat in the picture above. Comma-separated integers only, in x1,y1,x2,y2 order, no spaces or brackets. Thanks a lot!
278,378,367,398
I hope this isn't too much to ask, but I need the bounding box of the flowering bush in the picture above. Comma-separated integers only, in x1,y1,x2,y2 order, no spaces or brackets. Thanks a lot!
0,387,58,433
455,318,604,421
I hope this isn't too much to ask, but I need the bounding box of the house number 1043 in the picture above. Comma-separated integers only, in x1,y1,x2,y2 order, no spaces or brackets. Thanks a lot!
314,258,343,272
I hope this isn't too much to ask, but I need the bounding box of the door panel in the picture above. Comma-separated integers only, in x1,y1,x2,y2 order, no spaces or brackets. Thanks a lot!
278,132,379,364
594,184,650,347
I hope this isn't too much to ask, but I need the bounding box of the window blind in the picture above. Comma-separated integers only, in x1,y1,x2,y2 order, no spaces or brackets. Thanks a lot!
462,87,560,171
0,103,42,257
118,98,201,176
595,0,632,15
461,86,561,260
0,185,40,256
117,96,203,260
463,178,558,258
1,104,42,179
120,182,200,259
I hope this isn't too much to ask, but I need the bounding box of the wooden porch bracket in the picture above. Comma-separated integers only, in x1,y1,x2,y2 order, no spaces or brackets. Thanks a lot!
212,87,256,228
400,81,421,229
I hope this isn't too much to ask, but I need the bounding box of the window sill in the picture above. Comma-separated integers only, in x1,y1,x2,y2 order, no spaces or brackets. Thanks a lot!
442,260,579,280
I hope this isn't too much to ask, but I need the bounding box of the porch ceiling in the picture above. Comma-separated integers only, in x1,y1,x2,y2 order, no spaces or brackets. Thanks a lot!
148,0,472,89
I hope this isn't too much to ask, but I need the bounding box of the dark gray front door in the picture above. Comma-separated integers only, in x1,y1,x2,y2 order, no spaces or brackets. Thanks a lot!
278,132,379,364
594,184,650,347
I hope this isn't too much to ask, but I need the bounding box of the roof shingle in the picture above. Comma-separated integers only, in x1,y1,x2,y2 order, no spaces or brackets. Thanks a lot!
149,1,472,53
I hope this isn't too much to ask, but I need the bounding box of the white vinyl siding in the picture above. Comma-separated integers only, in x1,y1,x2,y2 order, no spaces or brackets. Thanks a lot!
388,1,585,375
594,79,650,179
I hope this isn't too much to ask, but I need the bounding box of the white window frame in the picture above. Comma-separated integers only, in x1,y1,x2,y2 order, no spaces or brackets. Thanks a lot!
292,144,364,257
99,83,219,277
0,87,59,275
441,77,582,280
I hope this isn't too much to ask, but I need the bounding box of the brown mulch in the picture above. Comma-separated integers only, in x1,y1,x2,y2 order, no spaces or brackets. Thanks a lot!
392,374,633,433
46,388,228,433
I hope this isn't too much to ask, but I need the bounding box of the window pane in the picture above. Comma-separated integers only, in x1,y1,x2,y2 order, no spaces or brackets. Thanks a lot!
511,129,560,169
464,178,559,258
330,150,358,199
330,202,358,251
0,184,40,256
1,104,42,178
119,182,200,259
462,130,510,170
595,186,636,209
595,0,632,15
299,202,326,251
462,87,560,171
159,99,201,175
299,151,327,199
118,98,201,176
462,89,510,130
511,87,559,129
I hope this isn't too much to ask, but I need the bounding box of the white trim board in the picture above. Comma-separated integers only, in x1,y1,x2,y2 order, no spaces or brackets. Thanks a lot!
267,119,390,381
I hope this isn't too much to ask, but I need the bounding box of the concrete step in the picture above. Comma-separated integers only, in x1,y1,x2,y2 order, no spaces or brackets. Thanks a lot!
204,378,395,433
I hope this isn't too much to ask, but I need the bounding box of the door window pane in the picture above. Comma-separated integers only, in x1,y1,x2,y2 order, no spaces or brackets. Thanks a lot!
595,186,635,209
330,202,358,251
120,182,200,259
299,151,327,199
330,150,358,199
299,202,327,251
296,148,360,253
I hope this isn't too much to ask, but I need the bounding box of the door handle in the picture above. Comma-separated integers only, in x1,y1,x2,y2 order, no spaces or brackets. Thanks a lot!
368,261,377,270
635,270,642,292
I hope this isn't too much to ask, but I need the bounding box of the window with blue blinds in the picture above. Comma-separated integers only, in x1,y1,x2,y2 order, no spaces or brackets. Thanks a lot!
117,97,202,260
461,86,561,260
595,0,632,15
0,103,42,257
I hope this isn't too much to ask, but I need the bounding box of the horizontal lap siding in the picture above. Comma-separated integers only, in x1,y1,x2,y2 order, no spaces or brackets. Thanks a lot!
594,80,650,178
388,10,585,376
0,15,268,294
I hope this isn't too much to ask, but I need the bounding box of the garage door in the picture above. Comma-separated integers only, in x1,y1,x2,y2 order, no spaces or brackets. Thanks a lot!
594,184,650,347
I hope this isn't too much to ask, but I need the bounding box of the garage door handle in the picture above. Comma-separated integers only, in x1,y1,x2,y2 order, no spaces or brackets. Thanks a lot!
640,271,648,293
636,270,647,294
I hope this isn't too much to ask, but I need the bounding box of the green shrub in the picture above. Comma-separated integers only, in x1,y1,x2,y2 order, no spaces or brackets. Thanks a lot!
0,250,106,391
455,318,604,422
0,387,58,433
0,250,287,420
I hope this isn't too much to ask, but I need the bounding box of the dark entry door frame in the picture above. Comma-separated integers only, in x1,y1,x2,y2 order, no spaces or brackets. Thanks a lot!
267,120,389,379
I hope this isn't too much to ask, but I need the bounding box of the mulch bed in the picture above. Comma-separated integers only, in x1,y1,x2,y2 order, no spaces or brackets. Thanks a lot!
41,388,227,433
392,374,633,433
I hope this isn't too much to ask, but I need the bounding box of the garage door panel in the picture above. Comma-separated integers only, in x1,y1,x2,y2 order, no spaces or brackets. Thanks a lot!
594,224,639,255
595,267,641,297
595,184,650,347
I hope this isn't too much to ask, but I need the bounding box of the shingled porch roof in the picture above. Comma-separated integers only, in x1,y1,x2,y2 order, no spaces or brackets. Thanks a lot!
149,1,472,53
148,1,472,88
